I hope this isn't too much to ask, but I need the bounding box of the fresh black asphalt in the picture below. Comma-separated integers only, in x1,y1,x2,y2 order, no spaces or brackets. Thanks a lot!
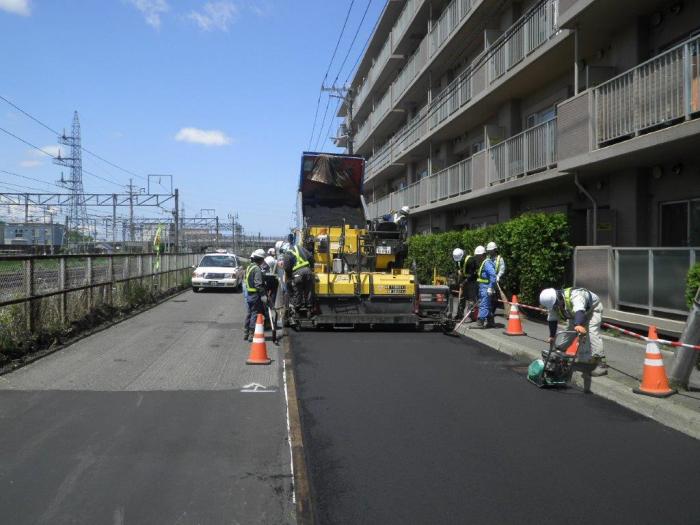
290,330,700,525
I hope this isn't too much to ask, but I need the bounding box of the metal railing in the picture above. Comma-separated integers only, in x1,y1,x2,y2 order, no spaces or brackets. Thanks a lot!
363,0,560,177
487,118,557,184
366,119,557,218
392,34,429,103
0,253,198,335
593,34,700,145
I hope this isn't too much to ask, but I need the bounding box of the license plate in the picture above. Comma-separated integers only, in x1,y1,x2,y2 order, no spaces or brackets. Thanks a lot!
376,246,391,255
209,281,223,286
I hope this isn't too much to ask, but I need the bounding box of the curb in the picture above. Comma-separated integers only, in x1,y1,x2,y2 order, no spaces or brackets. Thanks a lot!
459,326,700,441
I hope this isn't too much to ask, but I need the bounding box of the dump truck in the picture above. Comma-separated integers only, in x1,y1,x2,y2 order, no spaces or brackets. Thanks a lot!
290,152,453,330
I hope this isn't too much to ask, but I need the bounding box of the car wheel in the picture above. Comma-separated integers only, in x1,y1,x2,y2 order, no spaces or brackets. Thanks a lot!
192,287,201,293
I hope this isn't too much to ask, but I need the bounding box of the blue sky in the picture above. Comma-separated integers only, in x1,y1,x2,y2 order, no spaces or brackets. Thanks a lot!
0,0,383,236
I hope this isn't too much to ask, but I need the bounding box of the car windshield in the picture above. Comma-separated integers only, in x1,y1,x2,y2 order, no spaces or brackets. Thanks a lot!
199,255,237,268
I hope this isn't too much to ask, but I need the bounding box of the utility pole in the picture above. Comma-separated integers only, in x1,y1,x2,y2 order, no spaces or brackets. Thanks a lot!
215,216,219,247
173,188,179,252
128,178,135,243
325,86,355,154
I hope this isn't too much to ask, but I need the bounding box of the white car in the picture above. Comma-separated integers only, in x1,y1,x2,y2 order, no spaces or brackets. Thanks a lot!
191,252,244,292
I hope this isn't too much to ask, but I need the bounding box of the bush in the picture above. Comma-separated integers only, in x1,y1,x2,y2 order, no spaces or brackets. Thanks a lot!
407,212,572,306
686,263,700,308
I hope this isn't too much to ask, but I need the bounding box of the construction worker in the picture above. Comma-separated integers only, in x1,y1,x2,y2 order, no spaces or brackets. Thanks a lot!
267,247,276,257
539,287,608,376
473,245,496,329
279,240,315,316
453,247,479,320
486,241,506,322
393,205,410,230
243,249,267,342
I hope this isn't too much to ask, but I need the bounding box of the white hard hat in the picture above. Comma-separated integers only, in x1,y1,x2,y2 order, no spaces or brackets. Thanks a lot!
275,240,284,251
486,241,497,251
280,242,290,254
251,248,266,260
452,248,465,262
264,255,275,268
474,245,486,255
267,248,276,256
539,288,558,309
400,205,410,214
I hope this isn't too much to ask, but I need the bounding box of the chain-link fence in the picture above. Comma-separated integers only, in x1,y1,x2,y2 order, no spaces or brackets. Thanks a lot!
0,253,198,357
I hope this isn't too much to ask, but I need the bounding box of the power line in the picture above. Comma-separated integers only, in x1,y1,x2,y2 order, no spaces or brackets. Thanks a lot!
0,94,147,181
0,125,125,189
332,0,373,86
309,0,356,150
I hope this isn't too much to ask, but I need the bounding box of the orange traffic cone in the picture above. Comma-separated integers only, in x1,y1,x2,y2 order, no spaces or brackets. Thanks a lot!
633,326,676,398
503,295,526,336
246,314,272,365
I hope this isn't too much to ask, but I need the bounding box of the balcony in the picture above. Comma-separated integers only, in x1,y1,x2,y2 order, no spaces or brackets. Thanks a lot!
558,34,700,173
366,118,558,219
351,0,428,120
363,0,564,182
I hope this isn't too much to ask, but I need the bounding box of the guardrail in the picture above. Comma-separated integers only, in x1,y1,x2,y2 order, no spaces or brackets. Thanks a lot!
0,253,198,335
593,34,700,146
363,0,560,176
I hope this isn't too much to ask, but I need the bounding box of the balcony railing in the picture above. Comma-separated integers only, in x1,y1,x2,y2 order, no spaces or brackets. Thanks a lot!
593,34,700,146
487,118,557,184
392,34,429,103
365,118,558,219
429,0,479,59
361,0,560,169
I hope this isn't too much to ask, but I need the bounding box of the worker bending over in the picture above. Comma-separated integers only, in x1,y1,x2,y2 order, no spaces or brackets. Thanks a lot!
539,287,608,377
278,239,315,317
452,247,479,320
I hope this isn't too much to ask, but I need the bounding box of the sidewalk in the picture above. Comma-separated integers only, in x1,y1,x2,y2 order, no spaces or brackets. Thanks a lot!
457,311,700,441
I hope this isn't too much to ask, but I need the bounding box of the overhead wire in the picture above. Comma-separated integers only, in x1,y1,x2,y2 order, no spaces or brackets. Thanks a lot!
308,0,357,150
0,93,147,181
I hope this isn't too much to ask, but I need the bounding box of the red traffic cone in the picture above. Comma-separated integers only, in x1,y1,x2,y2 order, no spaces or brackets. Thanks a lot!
503,295,526,336
246,314,272,365
633,326,676,398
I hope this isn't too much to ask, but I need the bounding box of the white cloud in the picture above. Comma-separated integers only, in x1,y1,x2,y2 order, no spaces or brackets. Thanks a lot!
0,0,30,16
19,159,42,168
127,0,169,29
188,1,238,31
175,127,232,146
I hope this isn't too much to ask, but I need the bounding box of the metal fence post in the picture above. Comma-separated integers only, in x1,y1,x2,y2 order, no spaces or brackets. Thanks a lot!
683,42,692,121
59,257,67,324
648,249,654,316
107,255,114,307
24,259,34,332
86,256,93,312
124,256,131,301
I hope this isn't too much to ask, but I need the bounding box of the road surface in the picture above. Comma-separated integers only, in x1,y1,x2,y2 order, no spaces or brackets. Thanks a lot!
290,329,700,525
0,290,295,525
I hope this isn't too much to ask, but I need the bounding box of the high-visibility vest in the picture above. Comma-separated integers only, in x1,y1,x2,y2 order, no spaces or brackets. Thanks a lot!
477,258,490,284
558,287,593,319
461,255,472,274
494,255,504,273
245,264,258,293
291,246,309,271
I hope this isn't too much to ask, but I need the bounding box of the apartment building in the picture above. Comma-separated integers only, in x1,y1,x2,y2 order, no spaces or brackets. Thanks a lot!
338,0,700,247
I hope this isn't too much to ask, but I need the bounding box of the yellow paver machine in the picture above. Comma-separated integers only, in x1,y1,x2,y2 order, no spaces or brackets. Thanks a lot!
291,152,453,331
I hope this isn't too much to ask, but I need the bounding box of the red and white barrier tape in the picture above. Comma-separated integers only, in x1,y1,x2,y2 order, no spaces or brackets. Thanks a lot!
498,298,700,352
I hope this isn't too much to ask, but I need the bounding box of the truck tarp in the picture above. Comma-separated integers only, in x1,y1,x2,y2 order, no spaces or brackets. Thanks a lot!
299,152,366,227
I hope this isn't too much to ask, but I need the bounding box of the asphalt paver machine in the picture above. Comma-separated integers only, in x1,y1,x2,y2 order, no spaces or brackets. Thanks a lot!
291,152,453,331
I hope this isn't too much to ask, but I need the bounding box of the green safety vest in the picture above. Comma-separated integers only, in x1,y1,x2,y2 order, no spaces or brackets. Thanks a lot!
245,264,258,293
460,255,472,274
291,246,309,271
558,287,593,319
494,255,504,273
477,258,490,284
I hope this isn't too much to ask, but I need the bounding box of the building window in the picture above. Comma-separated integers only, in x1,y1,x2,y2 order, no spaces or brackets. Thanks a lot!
15,229,23,238
660,200,700,246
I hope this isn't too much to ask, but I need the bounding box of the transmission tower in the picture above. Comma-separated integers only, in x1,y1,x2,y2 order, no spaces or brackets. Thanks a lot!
55,111,89,241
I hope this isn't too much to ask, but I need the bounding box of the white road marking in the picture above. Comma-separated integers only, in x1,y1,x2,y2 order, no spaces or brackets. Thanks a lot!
240,382,276,393
282,348,296,504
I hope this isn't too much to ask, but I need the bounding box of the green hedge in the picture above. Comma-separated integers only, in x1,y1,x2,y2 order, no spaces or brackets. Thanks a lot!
686,263,700,308
407,213,572,306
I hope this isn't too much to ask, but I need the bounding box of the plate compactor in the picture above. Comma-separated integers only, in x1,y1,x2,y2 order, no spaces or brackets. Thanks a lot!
527,330,584,388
